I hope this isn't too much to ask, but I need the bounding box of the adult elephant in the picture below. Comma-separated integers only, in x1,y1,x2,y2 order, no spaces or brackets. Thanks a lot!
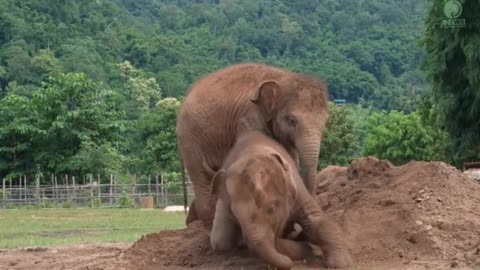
177,63,329,227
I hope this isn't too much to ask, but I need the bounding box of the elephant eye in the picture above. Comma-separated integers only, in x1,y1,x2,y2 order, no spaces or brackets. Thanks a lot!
285,115,297,127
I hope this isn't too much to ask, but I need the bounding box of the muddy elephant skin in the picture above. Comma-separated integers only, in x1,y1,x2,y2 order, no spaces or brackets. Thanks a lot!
210,131,352,269
176,63,329,226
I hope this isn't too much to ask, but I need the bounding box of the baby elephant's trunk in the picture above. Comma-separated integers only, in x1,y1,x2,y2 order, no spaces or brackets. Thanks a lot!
245,228,293,270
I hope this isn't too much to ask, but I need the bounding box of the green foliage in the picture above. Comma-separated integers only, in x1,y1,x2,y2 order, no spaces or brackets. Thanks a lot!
0,0,454,181
30,72,126,177
118,191,135,208
40,199,54,209
0,93,41,178
126,98,181,174
363,110,448,165
62,200,74,209
0,0,427,108
420,0,480,165
318,104,364,169
89,196,102,208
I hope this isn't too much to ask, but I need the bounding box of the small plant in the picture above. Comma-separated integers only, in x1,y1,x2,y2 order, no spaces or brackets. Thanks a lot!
89,197,102,208
24,204,39,210
5,203,15,209
118,192,134,208
0,190,10,200
62,200,74,208
40,199,53,208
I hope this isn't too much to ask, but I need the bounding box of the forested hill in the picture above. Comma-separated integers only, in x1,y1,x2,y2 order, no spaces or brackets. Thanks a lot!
1,0,427,111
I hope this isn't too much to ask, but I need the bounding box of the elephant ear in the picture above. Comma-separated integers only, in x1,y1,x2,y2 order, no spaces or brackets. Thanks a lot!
250,81,280,121
211,169,227,196
271,153,289,172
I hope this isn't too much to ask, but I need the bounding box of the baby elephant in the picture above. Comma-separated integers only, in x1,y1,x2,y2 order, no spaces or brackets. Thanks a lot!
210,131,352,269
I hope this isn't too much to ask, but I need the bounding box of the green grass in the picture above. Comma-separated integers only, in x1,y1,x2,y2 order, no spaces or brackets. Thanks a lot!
0,208,186,249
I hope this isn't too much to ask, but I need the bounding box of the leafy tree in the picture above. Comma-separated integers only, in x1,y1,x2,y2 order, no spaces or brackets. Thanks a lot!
363,110,448,165
126,97,181,175
31,72,126,176
0,93,42,179
420,0,480,165
119,60,161,112
318,103,363,169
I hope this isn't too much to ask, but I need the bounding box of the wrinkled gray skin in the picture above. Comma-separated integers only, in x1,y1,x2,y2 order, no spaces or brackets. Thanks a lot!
177,63,329,227
210,131,353,270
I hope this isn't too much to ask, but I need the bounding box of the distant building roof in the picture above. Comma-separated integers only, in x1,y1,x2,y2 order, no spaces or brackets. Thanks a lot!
334,99,346,103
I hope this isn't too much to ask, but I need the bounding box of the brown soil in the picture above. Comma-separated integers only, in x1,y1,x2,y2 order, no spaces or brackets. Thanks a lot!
1,157,479,270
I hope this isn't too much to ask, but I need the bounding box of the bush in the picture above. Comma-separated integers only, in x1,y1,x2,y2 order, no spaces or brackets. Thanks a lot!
89,196,102,208
62,200,74,208
118,192,134,208
40,199,54,208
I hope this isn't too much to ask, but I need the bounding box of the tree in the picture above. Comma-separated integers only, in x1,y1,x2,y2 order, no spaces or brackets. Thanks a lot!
363,110,448,165
0,93,41,179
119,60,161,112
420,0,480,165
126,97,181,175
31,72,126,176
318,103,364,169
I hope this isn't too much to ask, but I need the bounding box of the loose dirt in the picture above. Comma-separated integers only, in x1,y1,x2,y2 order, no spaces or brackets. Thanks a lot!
1,157,479,270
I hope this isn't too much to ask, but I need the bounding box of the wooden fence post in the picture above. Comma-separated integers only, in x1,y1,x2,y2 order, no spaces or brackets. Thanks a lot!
148,175,151,195
35,174,40,205
2,178,5,208
72,176,76,205
155,174,160,206
90,174,94,207
109,174,114,206
97,174,101,203
131,174,137,205
54,175,58,204
24,175,27,202
19,176,22,203
160,172,165,206
65,174,69,200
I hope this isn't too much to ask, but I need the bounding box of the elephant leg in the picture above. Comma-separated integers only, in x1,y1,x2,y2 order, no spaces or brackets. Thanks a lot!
185,200,197,226
210,200,240,251
275,238,312,261
183,153,217,228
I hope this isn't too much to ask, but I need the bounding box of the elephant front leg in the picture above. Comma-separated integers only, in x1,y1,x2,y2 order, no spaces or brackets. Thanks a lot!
184,158,217,228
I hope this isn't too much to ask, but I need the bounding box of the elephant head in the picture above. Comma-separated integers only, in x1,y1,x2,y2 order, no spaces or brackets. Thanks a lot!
250,78,329,193
210,152,298,269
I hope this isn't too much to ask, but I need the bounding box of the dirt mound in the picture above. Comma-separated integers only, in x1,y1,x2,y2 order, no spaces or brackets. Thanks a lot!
317,157,480,268
125,221,275,270
126,157,480,269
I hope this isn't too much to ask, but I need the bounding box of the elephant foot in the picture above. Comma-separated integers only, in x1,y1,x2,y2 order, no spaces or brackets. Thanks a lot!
323,248,353,269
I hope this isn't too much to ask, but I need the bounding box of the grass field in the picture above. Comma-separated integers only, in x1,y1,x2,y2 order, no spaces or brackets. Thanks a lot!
0,208,186,249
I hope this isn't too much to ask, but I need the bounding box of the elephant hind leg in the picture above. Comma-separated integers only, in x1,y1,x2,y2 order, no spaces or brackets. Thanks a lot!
186,200,197,226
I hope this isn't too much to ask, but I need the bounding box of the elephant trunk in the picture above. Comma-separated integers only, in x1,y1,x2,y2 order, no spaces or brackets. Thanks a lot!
297,132,322,194
244,226,293,270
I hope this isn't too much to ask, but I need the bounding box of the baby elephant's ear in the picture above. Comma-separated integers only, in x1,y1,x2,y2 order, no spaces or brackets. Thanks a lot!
271,153,288,171
210,169,227,195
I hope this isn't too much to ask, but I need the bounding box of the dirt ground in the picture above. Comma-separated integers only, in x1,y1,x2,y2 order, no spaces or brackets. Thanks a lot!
1,157,479,270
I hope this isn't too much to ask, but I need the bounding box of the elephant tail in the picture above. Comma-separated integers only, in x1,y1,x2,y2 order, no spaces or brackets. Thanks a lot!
179,151,188,215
